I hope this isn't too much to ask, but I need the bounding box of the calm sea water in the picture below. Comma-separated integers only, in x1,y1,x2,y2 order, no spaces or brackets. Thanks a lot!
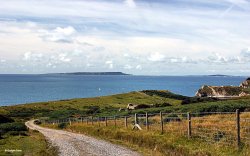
0,74,246,106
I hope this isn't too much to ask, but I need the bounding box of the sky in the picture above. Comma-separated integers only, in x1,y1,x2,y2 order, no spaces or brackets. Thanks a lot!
0,0,250,75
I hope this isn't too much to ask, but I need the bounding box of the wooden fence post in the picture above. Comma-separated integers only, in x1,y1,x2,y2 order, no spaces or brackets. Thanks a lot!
135,113,138,125
91,116,94,125
236,109,241,148
146,112,149,131
125,116,128,128
114,116,117,127
160,112,164,134
105,117,107,126
86,118,88,125
81,117,83,123
69,118,71,125
98,117,100,127
187,112,191,138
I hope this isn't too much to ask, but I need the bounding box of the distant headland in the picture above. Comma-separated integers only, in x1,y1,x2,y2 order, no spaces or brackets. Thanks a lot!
47,72,131,75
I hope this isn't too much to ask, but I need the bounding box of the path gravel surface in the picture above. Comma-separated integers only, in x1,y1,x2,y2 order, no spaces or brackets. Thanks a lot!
25,120,141,156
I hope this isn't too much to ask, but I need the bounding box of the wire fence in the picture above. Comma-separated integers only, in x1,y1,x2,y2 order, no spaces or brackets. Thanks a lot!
43,109,250,148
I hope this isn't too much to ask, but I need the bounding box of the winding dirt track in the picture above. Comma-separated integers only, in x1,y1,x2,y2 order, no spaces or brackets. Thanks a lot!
25,120,141,156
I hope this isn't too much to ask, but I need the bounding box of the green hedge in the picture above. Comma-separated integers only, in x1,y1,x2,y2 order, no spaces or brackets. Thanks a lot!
0,122,27,133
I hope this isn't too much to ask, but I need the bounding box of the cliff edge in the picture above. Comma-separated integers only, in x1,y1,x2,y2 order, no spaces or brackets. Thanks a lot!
196,77,250,98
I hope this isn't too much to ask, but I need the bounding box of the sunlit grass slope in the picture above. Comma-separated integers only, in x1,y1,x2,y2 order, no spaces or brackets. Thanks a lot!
0,91,181,119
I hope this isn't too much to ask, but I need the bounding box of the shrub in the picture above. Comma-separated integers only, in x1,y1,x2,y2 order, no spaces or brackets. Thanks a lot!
32,130,39,133
0,115,14,124
0,122,27,135
86,106,100,114
181,97,219,105
58,123,68,129
181,98,191,105
8,131,28,136
141,90,188,100
154,103,172,107
34,120,42,125
136,104,151,109
164,114,181,122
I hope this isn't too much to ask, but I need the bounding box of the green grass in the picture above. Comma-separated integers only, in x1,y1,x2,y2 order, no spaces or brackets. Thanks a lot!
43,122,249,156
129,97,250,115
0,91,182,119
0,129,57,156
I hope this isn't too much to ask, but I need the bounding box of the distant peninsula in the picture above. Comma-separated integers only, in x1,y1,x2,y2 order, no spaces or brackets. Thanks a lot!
207,74,231,77
48,72,130,75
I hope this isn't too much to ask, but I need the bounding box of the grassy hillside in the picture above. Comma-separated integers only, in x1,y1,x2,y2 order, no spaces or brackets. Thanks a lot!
0,91,182,119
1,90,250,120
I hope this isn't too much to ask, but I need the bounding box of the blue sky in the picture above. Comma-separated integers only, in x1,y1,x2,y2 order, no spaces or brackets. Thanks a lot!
0,0,250,75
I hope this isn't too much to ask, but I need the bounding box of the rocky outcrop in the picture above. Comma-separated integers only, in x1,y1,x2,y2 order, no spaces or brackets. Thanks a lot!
195,85,242,97
239,78,250,88
196,77,250,98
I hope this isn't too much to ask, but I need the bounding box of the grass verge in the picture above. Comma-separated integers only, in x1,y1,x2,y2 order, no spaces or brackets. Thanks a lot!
0,129,58,156
43,122,249,156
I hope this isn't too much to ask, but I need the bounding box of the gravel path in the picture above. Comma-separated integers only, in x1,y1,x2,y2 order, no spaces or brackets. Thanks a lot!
25,120,141,156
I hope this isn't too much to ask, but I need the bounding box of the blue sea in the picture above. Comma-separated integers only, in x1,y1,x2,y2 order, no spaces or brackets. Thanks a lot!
0,74,247,106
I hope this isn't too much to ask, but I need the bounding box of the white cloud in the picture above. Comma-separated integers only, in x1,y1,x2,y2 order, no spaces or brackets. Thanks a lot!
124,0,136,8
135,65,142,70
148,53,165,62
39,26,76,43
23,52,43,61
124,64,133,69
105,60,113,69
0,59,6,63
58,53,71,62
241,48,250,57
204,52,247,64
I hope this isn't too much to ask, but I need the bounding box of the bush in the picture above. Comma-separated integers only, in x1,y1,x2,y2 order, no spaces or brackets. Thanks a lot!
0,122,27,132
86,106,100,114
58,123,68,129
34,120,42,125
32,130,39,133
141,90,188,100
0,115,14,124
181,97,219,105
8,131,28,136
164,114,181,122
154,103,172,107
181,98,191,105
0,122,27,136
136,104,151,109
